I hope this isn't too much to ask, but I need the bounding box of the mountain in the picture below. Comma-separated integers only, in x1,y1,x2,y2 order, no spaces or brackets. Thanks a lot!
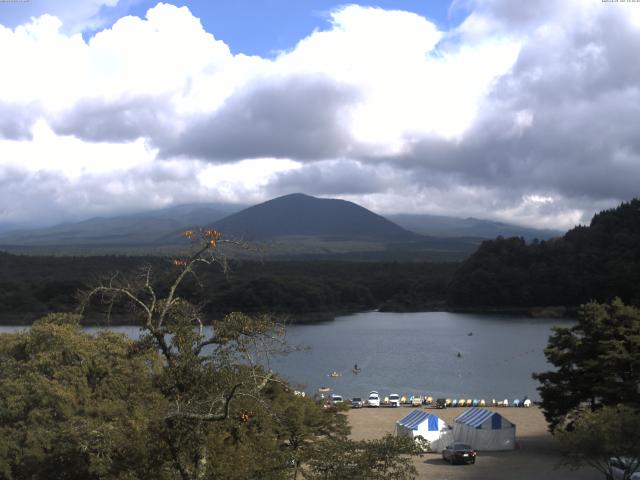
448,198,640,309
209,193,420,241
387,213,561,240
0,203,242,247
0,194,548,261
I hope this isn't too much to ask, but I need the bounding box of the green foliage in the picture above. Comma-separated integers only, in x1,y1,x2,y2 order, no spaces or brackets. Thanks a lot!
0,312,369,480
0,313,167,479
534,299,640,431
303,434,422,480
448,198,640,308
557,405,640,480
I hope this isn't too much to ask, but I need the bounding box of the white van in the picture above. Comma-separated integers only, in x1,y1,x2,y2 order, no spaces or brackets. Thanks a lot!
368,391,380,407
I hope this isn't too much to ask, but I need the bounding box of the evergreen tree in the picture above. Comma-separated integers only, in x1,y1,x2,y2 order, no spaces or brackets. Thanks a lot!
534,299,640,431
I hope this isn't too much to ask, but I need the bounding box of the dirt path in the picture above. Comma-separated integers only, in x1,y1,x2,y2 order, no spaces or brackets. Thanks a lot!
346,406,601,480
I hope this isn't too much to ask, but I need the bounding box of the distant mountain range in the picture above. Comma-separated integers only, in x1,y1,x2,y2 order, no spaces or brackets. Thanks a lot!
0,203,242,247
387,213,560,241
0,193,562,259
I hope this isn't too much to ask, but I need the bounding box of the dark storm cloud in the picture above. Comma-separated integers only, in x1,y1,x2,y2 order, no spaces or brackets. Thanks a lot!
51,95,172,142
159,75,359,162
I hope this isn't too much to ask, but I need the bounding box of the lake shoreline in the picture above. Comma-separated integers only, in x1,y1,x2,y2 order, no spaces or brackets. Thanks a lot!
0,304,577,327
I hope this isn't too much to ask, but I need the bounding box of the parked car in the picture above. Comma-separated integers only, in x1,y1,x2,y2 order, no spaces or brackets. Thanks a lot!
389,393,401,407
609,457,640,479
411,395,423,406
330,394,343,405
442,443,477,465
368,391,380,407
351,397,364,408
435,398,447,409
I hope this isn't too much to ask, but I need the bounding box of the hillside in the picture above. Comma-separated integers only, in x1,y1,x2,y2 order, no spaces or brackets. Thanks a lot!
210,193,419,241
388,213,561,240
0,203,242,247
447,199,640,309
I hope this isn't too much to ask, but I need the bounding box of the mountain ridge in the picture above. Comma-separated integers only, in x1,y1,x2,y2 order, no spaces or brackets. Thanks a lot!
0,194,562,259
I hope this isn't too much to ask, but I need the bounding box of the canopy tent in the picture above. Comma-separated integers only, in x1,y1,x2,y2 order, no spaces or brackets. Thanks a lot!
453,407,516,451
395,409,454,452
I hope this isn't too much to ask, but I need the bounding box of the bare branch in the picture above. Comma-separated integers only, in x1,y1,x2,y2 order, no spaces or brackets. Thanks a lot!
165,383,243,422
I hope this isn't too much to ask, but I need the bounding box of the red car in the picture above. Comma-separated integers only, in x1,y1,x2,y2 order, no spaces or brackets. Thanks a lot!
442,443,477,465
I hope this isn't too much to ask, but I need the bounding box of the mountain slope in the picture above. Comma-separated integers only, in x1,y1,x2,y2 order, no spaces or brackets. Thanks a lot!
0,203,242,246
210,193,420,241
388,213,561,240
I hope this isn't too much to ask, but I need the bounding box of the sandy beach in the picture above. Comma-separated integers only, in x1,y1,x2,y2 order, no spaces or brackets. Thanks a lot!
347,405,601,480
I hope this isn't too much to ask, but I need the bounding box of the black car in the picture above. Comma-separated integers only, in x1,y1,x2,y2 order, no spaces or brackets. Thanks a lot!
435,398,447,409
442,443,477,465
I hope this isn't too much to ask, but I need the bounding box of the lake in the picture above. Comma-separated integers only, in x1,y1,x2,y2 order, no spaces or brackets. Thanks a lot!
0,311,569,401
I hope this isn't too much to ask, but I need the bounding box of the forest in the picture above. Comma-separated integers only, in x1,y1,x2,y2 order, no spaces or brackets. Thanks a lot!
2,198,639,324
448,199,640,309
0,252,456,324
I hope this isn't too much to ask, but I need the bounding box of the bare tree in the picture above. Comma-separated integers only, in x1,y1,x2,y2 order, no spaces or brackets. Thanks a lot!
79,229,290,479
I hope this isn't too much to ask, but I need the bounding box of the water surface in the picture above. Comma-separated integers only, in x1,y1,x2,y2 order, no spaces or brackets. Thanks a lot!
1,311,569,401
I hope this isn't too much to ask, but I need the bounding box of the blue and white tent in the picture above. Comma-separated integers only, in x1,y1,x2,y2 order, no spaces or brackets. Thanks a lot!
453,407,516,450
395,409,453,452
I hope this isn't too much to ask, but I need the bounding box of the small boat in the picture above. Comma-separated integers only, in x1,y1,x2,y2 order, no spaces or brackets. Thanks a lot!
468,332,473,336
457,352,462,358
318,386,331,393
352,368,362,375
328,371,341,378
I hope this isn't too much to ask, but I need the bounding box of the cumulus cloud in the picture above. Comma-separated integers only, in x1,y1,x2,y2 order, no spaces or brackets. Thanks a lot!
51,95,173,143
0,1,639,230
0,158,243,228
160,75,359,161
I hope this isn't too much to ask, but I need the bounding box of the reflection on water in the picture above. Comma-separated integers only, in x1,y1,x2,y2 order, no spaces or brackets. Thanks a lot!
1,311,571,401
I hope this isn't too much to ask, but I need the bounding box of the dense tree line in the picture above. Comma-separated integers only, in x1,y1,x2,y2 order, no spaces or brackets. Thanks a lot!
448,199,640,309
0,252,456,324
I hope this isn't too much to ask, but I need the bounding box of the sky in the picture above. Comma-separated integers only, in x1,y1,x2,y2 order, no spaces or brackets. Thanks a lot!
1,0,639,232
